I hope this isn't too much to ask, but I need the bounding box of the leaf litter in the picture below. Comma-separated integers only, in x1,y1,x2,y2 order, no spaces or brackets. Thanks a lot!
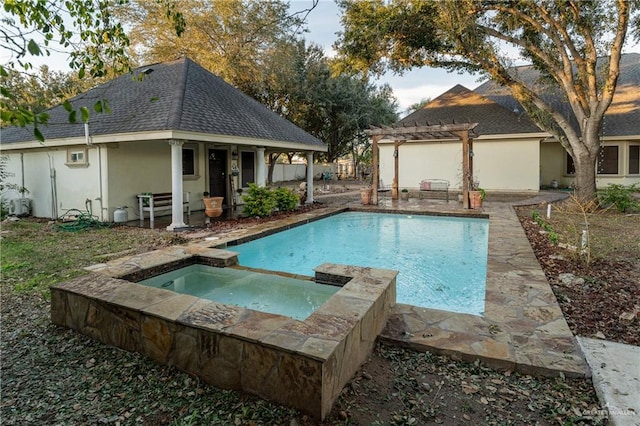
0,206,619,425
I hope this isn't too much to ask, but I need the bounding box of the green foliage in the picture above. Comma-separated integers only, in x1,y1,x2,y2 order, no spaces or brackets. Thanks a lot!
335,0,638,201
242,183,277,217
598,184,640,213
531,210,559,244
0,155,27,194
118,2,398,163
1,0,184,139
273,187,299,212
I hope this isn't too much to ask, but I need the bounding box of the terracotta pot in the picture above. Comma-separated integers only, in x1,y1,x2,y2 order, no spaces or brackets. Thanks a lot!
203,196,224,217
360,187,373,205
469,191,483,209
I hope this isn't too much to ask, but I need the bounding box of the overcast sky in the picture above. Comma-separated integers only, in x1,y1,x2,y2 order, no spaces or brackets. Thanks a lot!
297,0,482,114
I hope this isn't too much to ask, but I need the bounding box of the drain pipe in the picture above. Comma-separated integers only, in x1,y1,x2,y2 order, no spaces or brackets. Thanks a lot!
95,144,104,221
20,153,25,197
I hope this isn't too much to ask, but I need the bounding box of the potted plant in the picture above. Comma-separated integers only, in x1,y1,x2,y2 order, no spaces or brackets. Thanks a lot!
202,191,224,217
468,186,485,209
360,186,373,205
400,188,409,201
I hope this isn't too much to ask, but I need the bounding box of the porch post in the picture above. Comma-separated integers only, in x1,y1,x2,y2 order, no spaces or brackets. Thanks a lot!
306,151,314,204
372,135,381,205
167,139,186,230
460,131,470,209
256,147,266,187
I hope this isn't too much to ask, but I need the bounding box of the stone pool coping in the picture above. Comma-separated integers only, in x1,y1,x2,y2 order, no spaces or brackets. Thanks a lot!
184,202,589,378
59,246,396,419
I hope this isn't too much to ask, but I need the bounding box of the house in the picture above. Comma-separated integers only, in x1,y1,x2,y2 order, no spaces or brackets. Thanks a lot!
1,58,327,229
380,53,640,193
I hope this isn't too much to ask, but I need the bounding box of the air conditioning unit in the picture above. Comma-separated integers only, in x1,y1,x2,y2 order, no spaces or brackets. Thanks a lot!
9,198,32,216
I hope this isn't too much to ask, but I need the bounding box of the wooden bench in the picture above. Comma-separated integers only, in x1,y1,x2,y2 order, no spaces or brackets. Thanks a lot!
137,192,190,228
419,179,450,202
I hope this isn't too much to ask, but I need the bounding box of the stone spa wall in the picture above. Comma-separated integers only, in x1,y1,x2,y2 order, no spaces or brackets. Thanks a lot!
50,246,396,420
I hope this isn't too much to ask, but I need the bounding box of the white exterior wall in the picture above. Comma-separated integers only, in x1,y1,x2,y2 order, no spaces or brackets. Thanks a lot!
1,148,102,218
379,137,541,192
473,138,540,191
379,140,462,189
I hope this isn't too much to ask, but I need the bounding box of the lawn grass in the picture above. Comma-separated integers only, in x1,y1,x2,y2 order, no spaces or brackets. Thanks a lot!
1,220,187,295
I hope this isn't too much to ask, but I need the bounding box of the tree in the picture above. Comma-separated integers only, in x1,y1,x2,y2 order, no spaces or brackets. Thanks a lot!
406,98,431,114
293,55,398,163
1,0,184,140
118,0,303,100
335,0,638,201
2,66,94,116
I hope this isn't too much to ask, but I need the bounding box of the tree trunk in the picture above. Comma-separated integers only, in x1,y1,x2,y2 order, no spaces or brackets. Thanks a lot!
570,141,599,202
267,153,281,185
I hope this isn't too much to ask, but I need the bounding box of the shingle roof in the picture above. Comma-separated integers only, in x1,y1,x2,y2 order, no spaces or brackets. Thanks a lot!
397,84,542,136
474,53,640,137
1,58,325,147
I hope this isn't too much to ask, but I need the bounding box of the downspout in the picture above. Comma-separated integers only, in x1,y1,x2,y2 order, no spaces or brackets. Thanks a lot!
96,144,104,221
20,153,25,197
85,122,104,221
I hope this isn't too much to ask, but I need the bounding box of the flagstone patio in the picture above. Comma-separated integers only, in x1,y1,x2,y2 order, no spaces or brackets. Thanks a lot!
122,193,589,378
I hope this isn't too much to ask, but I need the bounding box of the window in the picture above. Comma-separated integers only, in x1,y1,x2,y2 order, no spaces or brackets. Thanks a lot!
598,146,619,174
181,144,198,178
566,153,576,175
630,145,640,175
241,151,255,187
66,147,88,167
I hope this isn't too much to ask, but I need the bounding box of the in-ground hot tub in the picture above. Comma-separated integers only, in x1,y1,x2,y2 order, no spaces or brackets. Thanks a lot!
50,245,396,420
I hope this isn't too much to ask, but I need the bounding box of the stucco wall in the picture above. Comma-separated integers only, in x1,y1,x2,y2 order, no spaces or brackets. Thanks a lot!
2,148,101,218
106,141,219,221
379,137,541,192
540,140,640,189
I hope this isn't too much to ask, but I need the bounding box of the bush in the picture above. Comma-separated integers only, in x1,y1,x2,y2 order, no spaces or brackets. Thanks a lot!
273,187,299,212
242,183,277,217
598,183,640,213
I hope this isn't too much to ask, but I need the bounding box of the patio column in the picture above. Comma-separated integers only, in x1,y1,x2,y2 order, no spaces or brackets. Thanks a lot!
256,147,266,187
167,139,187,231
306,151,314,204
372,135,381,205
459,130,471,209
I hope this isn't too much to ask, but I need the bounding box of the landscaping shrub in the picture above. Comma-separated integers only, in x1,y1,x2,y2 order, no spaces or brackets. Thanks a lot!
531,210,559,244
598,183,640,213
273,187,299,212
242,183,276,217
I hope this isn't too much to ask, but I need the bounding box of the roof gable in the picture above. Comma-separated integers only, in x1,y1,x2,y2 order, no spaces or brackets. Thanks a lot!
1,58,324,147
398,84,541,136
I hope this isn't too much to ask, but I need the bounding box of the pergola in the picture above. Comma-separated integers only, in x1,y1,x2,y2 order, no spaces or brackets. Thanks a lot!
364,122,478,209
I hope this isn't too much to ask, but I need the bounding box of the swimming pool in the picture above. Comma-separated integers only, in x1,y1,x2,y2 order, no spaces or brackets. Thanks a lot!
231,212,489,315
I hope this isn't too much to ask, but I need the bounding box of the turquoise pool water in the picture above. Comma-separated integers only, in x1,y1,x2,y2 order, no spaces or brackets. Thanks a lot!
232,212,489,315
139,265,339,320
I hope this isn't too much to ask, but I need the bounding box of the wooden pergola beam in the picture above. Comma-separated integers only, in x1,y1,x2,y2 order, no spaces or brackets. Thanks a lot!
368,122,477,207
365,123,478,136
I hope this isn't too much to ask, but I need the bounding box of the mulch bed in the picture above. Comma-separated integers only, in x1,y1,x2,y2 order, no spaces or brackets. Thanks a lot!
517,210,640,346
